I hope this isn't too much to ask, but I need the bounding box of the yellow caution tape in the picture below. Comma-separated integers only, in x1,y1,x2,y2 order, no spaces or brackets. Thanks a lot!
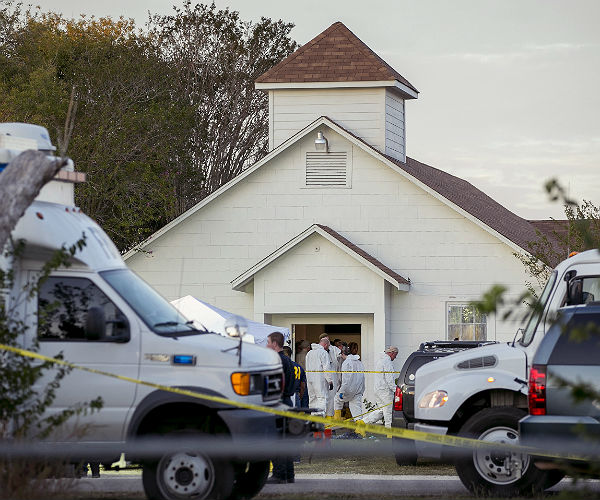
305,370,401,374
324,402,393,429
0,343,588,462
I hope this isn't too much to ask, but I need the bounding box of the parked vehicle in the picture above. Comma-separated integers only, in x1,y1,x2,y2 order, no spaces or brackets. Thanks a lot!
520,301,600,479
1,123,309,500
412,249,600,495
392,340,495,465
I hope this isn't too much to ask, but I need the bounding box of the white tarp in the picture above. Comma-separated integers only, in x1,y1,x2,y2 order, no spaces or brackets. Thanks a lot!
170,295,289,347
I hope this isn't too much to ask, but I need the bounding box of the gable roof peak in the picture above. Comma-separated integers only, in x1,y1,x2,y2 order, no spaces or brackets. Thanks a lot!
255,21,418,96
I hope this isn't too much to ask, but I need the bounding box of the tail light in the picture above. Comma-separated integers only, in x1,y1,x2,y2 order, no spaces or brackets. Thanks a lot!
393,386,403,411
528,364,546,415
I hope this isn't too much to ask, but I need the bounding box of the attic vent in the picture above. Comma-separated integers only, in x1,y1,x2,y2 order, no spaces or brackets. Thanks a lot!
456,356,497,370
305,152,348,187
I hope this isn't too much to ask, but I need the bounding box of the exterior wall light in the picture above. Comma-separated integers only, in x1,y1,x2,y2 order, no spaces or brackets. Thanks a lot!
315,131,328,152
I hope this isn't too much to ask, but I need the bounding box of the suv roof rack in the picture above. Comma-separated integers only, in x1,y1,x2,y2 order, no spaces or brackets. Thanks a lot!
418,340,495,351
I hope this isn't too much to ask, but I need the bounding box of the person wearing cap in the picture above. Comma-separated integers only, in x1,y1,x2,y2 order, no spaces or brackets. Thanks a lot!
334,345,365,422
363,346,398,428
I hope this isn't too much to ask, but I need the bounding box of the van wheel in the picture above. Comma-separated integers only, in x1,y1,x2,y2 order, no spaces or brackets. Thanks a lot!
455,407,550,497
142,432,234,500
227,461,270,500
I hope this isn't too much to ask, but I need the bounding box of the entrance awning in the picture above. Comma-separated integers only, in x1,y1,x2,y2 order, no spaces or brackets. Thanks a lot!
231,224,410,292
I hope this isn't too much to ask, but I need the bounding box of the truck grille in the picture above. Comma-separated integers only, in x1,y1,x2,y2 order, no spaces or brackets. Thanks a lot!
263,372,283,401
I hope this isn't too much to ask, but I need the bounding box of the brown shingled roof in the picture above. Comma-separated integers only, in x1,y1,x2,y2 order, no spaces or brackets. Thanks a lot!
256,21,418,94
314,116,556,255
316,224,410,286
528,220,570,241
394,156,562,255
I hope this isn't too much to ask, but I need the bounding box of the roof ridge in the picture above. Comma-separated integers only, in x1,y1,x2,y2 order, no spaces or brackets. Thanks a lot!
315,224,410,285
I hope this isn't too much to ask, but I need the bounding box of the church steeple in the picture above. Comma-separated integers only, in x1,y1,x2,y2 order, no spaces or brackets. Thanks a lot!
256,22,418,162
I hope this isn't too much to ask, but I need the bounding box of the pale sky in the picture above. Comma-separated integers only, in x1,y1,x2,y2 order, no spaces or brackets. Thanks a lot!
32,0,600,220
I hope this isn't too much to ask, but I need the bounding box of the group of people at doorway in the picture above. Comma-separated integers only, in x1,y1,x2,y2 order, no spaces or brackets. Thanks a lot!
297,335,399,429
265,330,399,484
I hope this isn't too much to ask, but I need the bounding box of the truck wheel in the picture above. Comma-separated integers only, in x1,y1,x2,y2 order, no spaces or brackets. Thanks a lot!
142,432,234,500
393,438,418,466
227,461,270,500
543,469,565,489
455,407,549,497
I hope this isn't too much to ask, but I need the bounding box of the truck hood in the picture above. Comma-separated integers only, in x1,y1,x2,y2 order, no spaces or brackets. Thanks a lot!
417,342,526,381
168,333,281,370
414,343,528,421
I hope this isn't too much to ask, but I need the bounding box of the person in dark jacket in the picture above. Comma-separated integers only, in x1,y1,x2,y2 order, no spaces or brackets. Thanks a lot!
283,345,307,408
266,332,295,483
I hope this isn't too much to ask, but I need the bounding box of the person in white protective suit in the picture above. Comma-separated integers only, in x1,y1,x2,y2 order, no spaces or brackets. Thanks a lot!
305,337,334,414
319,333,340,417
363,346,398,428
334,346,365,420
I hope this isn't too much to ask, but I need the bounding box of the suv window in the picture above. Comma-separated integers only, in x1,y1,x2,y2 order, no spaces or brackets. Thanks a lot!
404,356,441,383
548,312,600,365
582,277,600,303
38,276,126,341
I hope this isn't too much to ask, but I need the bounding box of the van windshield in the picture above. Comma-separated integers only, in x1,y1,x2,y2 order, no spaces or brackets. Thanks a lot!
101,269,207,337
519,271,557,346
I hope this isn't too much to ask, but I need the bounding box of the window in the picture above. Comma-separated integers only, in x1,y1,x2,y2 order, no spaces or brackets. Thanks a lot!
38,276,127,341
548,312,600,366
447,303,486,341
101,269,202,337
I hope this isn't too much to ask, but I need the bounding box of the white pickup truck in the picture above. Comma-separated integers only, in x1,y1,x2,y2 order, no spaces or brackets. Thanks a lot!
1,123,298,500
413,249,600,496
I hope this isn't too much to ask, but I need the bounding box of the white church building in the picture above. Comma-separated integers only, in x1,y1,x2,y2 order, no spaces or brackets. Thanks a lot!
125,22,554,377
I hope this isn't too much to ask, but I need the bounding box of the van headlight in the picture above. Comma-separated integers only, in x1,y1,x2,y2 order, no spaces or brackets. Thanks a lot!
231,372,261,396
418,390,448,408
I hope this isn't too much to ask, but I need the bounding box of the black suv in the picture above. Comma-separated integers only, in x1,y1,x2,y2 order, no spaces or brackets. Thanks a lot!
392,340,495,465
519,303,600,478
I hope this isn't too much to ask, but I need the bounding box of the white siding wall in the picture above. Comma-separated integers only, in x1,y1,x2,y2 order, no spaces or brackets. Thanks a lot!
270,88,386,153
385,90,406,162
127,128,530,370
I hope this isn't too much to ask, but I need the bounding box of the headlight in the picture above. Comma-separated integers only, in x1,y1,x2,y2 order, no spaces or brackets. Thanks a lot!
418,390,448,408
231,372,262,395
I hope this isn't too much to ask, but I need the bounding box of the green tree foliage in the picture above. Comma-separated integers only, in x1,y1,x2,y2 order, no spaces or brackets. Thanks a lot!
0,2,297,251
0,4,193,251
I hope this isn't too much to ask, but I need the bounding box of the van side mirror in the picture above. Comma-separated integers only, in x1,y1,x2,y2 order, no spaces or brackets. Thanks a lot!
107,312,130,343
566,279,584,306
86,306,106,340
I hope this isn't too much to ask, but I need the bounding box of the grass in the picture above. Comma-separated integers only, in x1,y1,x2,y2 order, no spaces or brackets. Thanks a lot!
295,455,455,475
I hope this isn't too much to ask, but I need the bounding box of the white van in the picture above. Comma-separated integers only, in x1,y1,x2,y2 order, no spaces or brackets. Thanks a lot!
1,123,295,500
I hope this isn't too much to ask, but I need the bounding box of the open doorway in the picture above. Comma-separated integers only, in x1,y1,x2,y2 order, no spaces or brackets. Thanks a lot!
294,323,361,356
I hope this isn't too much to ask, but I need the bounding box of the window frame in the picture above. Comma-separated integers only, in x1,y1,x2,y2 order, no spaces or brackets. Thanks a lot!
446,302,488,342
